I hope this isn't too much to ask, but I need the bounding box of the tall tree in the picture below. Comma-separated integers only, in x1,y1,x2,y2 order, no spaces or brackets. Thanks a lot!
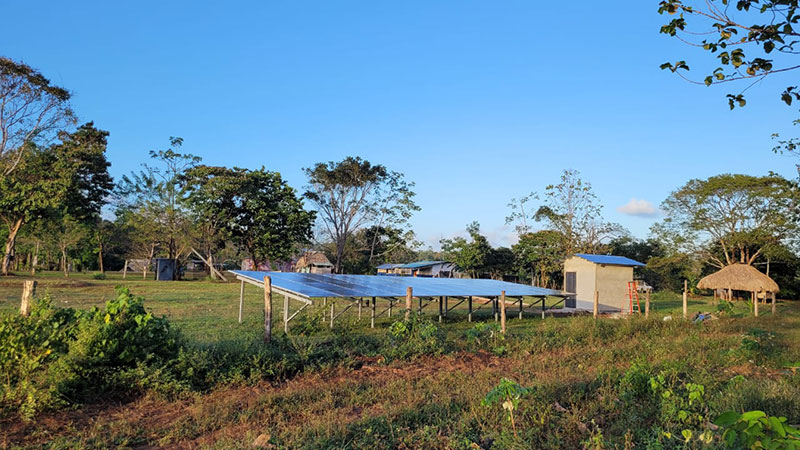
534,169,620,254
440,222,493,278
0,123,112,275
512,230,565,288
184,166,315,268
655,173,798,268
303,156,418,273
117,138,199,262
0,57,75,177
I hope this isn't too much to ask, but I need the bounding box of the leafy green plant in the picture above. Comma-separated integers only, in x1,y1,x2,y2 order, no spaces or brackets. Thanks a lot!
714,410,800,449
385,315,444,360
92,273,107,280
482,378,530,437
464,322,505,355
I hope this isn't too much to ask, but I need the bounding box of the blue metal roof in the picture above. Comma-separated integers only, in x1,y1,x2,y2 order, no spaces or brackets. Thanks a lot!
376,263,401,269
231,271,568,298
574,254,645,267
398,260,449,269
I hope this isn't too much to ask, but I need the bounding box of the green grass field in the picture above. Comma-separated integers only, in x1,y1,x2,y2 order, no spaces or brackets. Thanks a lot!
1,271,799,449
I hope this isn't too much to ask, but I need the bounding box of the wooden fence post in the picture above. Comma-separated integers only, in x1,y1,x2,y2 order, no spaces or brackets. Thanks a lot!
238,279,245,323
500,290,507,334
122,259,128,279
645,290,650,318
405,287,412,320
593,290,599,319
772,292,776,315
682,280,688,319
20,280,36,317
263,276,272,343
371,297,376,328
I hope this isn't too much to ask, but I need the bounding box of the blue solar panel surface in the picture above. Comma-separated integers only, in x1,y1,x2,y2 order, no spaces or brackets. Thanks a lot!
231,271,567,298
574,254,645,267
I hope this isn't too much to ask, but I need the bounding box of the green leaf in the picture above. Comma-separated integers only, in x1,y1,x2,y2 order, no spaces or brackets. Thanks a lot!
741,410,767,421
715,411,741,426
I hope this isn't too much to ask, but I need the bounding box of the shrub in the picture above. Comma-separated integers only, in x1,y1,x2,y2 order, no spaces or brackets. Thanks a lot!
0,288,180,418
0,296,77,419
464,322,506,355
92,273,107,280
385,314,445,360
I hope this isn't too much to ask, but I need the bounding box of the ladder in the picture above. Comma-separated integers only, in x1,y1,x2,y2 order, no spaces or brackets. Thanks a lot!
627,281,641,314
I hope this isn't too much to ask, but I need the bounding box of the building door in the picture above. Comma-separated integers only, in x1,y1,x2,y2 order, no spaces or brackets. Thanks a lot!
565,272,576,308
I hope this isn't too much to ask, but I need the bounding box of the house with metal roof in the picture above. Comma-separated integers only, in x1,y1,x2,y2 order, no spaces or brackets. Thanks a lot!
381,260,456,278
563,253,645,312
376,263,402,275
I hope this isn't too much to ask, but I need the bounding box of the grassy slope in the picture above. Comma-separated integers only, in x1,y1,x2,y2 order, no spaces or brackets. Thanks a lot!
1,272,798,449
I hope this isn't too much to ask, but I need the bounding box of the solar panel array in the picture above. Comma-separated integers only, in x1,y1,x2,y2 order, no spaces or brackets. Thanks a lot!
232,271,567,298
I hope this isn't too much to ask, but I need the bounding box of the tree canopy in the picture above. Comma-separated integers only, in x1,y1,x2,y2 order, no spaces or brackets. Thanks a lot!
303,156,418,273
0,57,75,177
655,173,799,268
185,166,315,267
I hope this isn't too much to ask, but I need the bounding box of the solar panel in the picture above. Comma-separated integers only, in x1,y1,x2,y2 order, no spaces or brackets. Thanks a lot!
231,270,567,298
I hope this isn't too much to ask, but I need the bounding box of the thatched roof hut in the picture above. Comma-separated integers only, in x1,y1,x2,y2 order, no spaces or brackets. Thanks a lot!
697,264,779,293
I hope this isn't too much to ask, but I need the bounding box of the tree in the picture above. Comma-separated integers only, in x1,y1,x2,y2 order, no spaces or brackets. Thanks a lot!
659,0,800,110
184,166,315,268
117,138,199,263
512,230,565,288
303,156,418,273
505,192,538,235
0,123,113,275
440,222,493,278
486,247,515,280
0,57,76,177
534,169,621,254
657,1,800,168
655,173,798,268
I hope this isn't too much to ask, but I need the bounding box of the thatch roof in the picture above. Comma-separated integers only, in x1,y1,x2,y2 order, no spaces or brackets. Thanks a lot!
697,264,779,293
295,251,332,269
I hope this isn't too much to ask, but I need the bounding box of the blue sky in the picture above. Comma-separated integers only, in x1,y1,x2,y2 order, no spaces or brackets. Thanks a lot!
5,1,799,249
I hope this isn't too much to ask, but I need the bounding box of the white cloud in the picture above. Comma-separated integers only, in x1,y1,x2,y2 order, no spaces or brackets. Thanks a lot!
617,198,659,217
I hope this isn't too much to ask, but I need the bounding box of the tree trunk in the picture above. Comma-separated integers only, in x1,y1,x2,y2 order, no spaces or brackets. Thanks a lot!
208,253,217,280
61,245,69,278
98,242,105,274
31,240,39,276
1,218,24,276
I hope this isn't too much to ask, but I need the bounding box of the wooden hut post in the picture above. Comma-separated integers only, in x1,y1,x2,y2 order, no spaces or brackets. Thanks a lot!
518,297,523,319
405,287,413,320
753,291,759,317
500,290,507,334
593,290,599,319
438,296,443,322
20,280,36,317
682,280,688,319
468,296,473,322
263,276,272,343
645,290,650,318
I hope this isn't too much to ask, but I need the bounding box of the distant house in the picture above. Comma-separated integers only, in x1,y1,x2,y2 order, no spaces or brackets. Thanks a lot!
294,251,333,274
376,263,402,275
394,260,456,278
563,254,645,312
